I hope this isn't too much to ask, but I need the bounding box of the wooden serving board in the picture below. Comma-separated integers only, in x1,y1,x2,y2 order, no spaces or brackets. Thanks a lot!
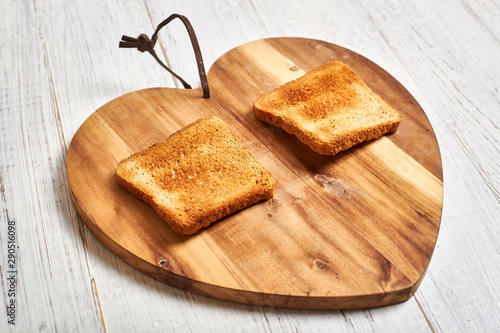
66,38,443,310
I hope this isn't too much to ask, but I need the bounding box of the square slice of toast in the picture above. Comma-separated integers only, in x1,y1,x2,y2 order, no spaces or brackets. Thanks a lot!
253,61,402,156
117,116,275,235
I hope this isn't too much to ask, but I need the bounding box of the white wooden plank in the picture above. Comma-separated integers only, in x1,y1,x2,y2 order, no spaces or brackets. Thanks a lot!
39,0,179,141
36,0,184,331
141,0,273,92
349,0,500,331
0,0,104,331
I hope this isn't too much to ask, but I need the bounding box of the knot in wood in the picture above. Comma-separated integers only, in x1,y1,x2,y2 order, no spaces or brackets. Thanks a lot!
315,174,334,184
266,198,280,208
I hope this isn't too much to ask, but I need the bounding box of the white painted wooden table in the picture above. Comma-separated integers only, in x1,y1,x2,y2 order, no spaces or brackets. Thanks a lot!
1,0,499,331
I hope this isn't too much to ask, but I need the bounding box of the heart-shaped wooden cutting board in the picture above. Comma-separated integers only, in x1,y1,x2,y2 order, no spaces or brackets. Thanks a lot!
66,37,443,310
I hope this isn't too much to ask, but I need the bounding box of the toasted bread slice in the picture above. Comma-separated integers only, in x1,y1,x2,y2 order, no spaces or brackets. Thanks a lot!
116,116,275,235
254,61,402,156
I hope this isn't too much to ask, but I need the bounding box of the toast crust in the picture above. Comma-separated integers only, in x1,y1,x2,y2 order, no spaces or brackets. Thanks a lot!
254,61,402,155
116,116,275,235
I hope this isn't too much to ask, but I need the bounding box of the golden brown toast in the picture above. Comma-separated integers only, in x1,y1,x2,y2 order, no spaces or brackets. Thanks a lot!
253,61,402,156
116,116,275,235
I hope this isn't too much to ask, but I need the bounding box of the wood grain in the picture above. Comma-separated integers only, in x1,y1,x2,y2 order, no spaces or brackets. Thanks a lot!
66,38,443,310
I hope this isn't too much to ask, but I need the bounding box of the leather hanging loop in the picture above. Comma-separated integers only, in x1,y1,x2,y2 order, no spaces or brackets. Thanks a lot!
119,14,210,98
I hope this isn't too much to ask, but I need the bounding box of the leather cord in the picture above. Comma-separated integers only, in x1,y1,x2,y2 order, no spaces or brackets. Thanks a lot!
119,14,210,98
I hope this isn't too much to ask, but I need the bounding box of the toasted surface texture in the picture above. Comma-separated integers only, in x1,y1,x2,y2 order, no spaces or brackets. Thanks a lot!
253,61,402,155
116,116,275,235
